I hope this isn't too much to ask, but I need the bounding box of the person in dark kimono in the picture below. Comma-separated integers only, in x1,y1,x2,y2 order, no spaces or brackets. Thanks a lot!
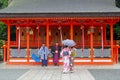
51,43,61,66
39,43,50,66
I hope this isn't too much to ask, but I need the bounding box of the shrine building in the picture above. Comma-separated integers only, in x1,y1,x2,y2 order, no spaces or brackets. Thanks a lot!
0,0,120,65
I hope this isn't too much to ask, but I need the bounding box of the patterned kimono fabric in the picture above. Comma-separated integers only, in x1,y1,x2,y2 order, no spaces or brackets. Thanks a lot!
70,48,76,71
53,46,59,65
61,48,70,73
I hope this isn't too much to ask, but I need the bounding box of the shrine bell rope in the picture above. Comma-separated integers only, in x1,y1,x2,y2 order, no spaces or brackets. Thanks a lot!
101,26,104,52
18,27,20,52
81,26,84,52
37,26,40,50
59,25,63,46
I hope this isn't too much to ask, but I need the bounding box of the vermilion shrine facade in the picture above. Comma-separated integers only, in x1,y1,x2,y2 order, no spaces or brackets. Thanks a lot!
0,0,120,65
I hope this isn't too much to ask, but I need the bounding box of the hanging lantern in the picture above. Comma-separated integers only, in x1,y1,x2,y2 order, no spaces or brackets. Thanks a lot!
17,27,19,30
91,27,94,33
49,30,51,36
58,26,61,30
29,29,33,35
36,27,38,29
87,30,90,34
26,27,29,33
58,25,63,45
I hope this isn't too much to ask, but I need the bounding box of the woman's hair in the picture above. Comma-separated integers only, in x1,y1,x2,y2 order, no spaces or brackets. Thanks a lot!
63,45,68,48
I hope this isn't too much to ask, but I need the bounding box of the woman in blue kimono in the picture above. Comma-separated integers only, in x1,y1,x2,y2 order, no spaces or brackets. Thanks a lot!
39,43,50,66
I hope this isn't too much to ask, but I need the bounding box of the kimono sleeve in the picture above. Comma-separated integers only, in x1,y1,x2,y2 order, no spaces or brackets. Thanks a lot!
60,50,64,57
46,47,50,55
38,47,43,56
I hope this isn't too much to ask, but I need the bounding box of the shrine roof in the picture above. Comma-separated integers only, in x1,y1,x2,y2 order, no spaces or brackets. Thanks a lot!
0,0,120,18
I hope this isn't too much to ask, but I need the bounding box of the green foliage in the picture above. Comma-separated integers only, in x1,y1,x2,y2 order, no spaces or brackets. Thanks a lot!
106,25,110,40
114,26,120,36
0,0,7,41
106,23,120,40
0,0,8,60
0,39,4,60
10,26,16,41
115,0,120,8
0,40,4,48
0,0,8,9
114,21,120,40
0,22,7,40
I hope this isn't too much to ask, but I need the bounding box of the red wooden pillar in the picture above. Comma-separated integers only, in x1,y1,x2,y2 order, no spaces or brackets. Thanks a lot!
3,45,7,62
110,22,114,63
7,21,10,62
46,20,49,48
116,46,119,63
90,27,94,62
70,20,73,40
26,27,30,62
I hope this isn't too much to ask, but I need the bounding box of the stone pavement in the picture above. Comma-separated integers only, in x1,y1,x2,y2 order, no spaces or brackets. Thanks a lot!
0,62,120,80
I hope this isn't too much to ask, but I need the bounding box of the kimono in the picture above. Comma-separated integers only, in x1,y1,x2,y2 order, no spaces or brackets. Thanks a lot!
70,47,76,71
39,46,50,66
60,47,71,73
51,46,61,65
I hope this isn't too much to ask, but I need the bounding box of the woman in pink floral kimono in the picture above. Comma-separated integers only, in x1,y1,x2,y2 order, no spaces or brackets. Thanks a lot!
60,46,71,73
